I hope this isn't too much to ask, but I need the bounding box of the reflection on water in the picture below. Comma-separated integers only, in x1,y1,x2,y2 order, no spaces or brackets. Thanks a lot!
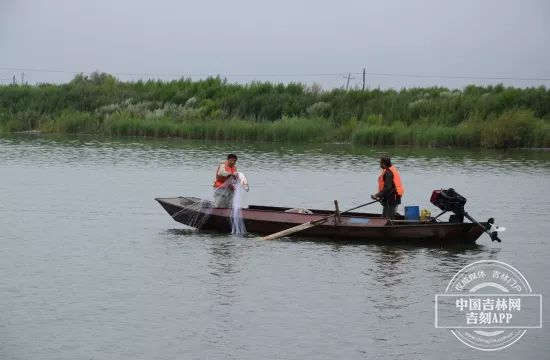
1,134,548,360
2,134,550,174
208,237,245,277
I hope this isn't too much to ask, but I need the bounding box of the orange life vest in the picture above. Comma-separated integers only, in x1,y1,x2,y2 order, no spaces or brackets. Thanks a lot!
213,161,237,188
378,165,404,197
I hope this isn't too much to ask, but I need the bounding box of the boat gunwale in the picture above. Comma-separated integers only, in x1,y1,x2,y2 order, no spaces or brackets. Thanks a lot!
155,197,487,229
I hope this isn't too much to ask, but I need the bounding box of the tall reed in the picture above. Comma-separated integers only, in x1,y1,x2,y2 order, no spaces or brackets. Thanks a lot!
1,73,549,148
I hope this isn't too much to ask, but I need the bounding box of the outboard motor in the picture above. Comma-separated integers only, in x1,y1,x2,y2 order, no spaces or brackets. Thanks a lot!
430,188,467,223
430,188,503,242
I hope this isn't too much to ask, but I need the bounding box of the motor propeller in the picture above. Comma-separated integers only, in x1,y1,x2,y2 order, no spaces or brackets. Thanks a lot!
486,218,505,243
430,188,504,243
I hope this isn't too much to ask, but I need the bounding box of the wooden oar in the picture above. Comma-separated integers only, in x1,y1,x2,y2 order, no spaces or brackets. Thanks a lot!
262,199,379,240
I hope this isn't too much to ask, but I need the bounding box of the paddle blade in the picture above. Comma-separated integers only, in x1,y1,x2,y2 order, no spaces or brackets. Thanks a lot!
262,220,322,240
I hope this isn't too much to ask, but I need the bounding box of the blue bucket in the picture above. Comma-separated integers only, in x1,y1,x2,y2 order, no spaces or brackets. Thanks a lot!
404,206,420,221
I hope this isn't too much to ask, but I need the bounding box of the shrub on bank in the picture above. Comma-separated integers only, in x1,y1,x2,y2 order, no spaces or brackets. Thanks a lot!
1,74,549,148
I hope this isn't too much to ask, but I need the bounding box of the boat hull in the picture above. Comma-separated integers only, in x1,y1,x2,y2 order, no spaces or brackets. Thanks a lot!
155,197,485,245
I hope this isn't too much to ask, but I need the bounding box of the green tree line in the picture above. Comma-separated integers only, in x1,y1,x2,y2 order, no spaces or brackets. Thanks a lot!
1,72,549,148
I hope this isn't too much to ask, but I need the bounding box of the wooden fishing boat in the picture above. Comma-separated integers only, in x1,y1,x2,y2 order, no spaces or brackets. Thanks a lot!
155,196,488,244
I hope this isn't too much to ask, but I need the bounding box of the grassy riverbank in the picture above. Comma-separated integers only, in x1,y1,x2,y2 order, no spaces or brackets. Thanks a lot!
1,73,549,148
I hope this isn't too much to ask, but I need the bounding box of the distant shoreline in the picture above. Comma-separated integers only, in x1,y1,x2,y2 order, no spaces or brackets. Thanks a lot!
1,73,548,149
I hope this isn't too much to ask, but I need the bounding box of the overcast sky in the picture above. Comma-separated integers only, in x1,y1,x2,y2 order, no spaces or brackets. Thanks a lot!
1,0,549,89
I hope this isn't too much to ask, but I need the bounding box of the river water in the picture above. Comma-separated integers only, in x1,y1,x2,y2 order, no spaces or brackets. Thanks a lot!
1,135,549,359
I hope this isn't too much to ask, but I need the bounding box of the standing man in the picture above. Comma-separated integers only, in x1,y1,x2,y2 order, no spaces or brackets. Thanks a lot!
213,154,238,208
371,156,404,220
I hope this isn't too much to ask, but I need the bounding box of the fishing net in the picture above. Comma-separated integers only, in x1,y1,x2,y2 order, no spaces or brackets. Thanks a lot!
229,181,247,235
174,172,249,233
173,197,214,229
212,172,249,235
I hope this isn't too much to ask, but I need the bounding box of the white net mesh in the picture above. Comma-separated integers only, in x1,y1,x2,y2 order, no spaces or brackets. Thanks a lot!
173,198,214,229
